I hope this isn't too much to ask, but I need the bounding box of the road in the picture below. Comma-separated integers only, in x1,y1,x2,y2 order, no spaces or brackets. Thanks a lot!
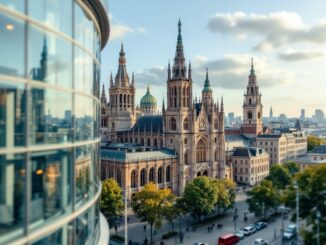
113,191,297,245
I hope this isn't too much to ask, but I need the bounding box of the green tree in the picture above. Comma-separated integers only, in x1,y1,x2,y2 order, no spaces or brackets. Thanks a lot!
178,177,218,222
131,183,175,243
283,161,299,176
307,135,326,151
211,178,237,214
266,164,292,190
100,178,123,225
163,202,182,232
283,164,326,244
247,180,280,218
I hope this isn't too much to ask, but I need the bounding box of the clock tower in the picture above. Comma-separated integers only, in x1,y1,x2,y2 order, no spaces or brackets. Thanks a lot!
242,58,263,138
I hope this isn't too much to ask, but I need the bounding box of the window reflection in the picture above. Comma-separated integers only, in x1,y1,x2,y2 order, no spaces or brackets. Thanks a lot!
74,47,94,94
76,206,95,245
0,154,25,243
0,13,25,77
28,0,72,36
28,25,72,88
75,95,93,141
0,81,26,147
32,227,63,245
29,150,72,226
30,87,72,145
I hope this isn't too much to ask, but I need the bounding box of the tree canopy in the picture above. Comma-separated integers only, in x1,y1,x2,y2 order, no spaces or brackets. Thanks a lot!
266,164,292,190
178,177,218,222
283,161,299,177
100,178,123,224
307,135,326,151
283,164,326,244
131,183,175,242
247,180,280,218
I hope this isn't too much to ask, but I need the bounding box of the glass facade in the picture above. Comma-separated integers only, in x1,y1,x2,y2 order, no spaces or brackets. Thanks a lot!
0,0,109,244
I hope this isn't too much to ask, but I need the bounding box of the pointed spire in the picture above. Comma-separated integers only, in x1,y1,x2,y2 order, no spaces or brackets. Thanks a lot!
146,84,150,94
250,57,255,76
115,43,130,87
110,72,113,87
101,84,107,104
202,68,212,93
162,98,165,111
178,18,182,45
188,61,192,80
221,96,224,112
132,72,135,87
172,19,186,80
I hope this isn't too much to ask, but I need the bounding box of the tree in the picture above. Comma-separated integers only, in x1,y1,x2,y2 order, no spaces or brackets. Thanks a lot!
163,202,182,232
266,164,292,190
100,178,123,225
283,164,326,244
283,161,299,177
307,135,326,151
178,177,218,223
211,178,237,214
131,183,175,243
247,180,280,218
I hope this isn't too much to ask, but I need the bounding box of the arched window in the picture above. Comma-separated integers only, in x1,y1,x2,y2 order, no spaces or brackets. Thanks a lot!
214,119,218,129
154,138,158,148
166,166,171,182
258,112,261,119
116,168,121,186
249,98,252,104
141,138,144,145
196,139,206,163
131,170,137,188
184,151,189,165
140,168,146,186
183,117,189,130
215,150,218,161
170,117,176,130
158,167,163,183
101,108,105,114
248,111,252,119
197,172,201,177
149,168,155,182
203,170,208,176
147,138,151,146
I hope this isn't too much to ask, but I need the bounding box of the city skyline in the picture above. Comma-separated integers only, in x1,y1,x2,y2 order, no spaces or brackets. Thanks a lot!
101,0,326,117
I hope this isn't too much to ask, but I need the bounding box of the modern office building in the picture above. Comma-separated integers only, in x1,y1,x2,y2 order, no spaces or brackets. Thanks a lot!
0,1,109,244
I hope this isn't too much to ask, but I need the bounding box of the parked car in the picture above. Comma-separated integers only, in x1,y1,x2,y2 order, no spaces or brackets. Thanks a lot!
235,230,245,239
218,233,240,245
254,222,267,230
194,243,209,245
283,224,297,240
253,238,269,245
243,226,256,236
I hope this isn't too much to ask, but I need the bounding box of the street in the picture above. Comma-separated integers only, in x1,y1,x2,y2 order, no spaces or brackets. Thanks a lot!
113,191,296,245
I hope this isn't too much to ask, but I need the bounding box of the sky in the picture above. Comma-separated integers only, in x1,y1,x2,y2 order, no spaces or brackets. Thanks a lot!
101,0,326,118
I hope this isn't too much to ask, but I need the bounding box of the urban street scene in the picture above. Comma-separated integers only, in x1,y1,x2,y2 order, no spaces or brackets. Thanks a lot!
0,1,325,245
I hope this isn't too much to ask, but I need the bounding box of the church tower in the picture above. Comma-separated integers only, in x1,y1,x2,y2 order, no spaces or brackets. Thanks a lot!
107,44,136,141
242,58,263,137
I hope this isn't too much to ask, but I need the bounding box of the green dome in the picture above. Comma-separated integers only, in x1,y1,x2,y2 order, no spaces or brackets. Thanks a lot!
140,86,157,107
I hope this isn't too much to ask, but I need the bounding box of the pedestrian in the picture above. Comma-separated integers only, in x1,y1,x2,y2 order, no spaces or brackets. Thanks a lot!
143,225,146,232
144,237,148,245
160,241,164,245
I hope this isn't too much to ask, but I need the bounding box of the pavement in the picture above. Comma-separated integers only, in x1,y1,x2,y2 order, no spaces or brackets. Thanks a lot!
112,190,297,245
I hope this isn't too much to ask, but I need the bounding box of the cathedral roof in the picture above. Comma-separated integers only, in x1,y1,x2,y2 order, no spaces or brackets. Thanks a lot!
232,147,267,157
140,86,157,108
115,43,130,87
202,68,212,93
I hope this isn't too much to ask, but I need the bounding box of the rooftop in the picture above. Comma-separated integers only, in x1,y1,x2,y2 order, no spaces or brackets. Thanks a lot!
310,145,326,154
232,147,267,157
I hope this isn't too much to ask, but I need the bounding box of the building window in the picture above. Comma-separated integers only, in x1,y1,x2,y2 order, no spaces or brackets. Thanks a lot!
215,150,218,161
116,168,122,186
248,111,252,119
258,112,260,119
149,168,155,182
184,138,187,145
170,117,176,130
214,119,218,129
131,170,137,188
147,138,151,146
184,151,189,165
183,117,189,130
158,167,163,183
166,166,171,182
140,168,146,187
196,139,206,163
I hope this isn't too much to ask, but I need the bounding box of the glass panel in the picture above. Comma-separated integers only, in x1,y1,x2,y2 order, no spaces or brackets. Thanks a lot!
0,154,25,244
28,25,72,88
75,206,96,245
75,95,93,141
31,227,63,245
0,1,24,13
29,149,72,228
30,87,72,145
93,100,100,139
93,62,100,98
75,145,94,206
74,47,94,94
0,81,26,147
74,2,95,54
0,13,25,77
28,0,72,36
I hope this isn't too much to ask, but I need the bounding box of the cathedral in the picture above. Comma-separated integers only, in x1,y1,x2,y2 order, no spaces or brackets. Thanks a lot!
100,20,227,194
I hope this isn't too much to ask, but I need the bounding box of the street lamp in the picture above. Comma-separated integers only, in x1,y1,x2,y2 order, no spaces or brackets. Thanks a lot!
233,204,238,232
316,210,321,245
293,181,300,244
279,205,285,245
123,187,129,245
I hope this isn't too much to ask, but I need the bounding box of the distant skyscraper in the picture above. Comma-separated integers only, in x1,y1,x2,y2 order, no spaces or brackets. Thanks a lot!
314,109,325,124
270,107,273,118
0,1,110,244
300,109,305,120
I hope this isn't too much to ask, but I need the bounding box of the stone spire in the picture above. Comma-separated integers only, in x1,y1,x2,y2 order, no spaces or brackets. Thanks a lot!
221,96,224,112
132,72,135,87
172,19,187,80
167,61,171,81
115,43,130,87
249,57,257,84
110,72,113,87
101,84,107,104
188,61,192,80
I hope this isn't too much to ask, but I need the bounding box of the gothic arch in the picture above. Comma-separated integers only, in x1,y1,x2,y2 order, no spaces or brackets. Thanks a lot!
158,167,163,184
149,167,155,182
183,117,189,130
140,168,146,186
170,117,176,130
116,168,121,186
248,111,253,119
184,150,189,165
166,165,171,182
131,170,137,188
196,138,207,163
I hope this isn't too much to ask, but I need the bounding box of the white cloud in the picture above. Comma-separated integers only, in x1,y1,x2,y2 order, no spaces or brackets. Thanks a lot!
278,49,326,61
207,11,326,51
109,15,147,40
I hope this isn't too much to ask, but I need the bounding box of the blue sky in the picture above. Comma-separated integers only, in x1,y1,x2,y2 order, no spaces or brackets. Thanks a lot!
101,0,326,117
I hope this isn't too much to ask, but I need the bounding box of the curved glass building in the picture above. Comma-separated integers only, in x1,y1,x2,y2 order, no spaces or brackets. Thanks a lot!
0,0,109,244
